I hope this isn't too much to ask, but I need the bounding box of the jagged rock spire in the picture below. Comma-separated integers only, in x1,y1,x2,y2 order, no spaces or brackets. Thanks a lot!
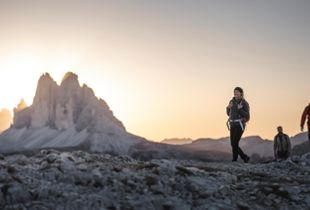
13,72,125,131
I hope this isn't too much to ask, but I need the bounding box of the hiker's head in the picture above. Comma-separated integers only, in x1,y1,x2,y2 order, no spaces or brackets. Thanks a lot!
277,126,283,133
234,87,244,99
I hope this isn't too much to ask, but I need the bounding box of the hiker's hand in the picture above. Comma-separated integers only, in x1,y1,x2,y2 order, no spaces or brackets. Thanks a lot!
237,104,243,109
227,102,233,109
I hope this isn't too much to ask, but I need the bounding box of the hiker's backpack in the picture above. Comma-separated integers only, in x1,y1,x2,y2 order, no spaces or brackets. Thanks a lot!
241,100,250,123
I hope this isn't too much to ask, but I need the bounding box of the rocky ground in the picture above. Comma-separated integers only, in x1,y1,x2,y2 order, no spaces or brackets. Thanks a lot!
0,149,309,210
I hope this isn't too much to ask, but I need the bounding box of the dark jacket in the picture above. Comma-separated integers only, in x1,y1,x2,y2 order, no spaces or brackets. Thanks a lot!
226,98,250,123
274,133,291,156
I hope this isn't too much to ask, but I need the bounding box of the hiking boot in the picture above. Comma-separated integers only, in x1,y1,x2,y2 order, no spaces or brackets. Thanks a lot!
243,156,250,163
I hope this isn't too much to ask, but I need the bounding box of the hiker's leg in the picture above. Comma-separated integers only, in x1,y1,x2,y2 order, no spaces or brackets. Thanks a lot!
278,151,286,159
237,147,247,160
234,126,247,160
230,125,239,161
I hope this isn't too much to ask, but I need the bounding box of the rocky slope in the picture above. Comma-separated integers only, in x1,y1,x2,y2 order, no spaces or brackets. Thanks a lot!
0,149,309,210
292,140,310,156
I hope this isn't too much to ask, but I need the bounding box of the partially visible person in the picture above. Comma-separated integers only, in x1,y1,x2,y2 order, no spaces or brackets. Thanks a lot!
274,126,291,160
300,102,310,143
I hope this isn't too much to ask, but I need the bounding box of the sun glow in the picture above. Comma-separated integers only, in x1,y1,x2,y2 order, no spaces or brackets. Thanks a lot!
0,52,79,113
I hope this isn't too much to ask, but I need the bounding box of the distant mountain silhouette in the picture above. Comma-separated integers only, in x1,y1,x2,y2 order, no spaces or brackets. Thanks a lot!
161,138,193,145
180,134,308,161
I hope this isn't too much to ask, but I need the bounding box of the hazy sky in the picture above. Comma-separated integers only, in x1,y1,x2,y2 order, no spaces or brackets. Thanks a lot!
0,0,309,141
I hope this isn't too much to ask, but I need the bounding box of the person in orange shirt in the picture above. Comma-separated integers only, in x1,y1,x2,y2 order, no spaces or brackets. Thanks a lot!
300,102,310,143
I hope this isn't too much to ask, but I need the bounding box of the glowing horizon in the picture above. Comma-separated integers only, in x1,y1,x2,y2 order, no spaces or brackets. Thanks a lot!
0,1,309,141
0,70,307,141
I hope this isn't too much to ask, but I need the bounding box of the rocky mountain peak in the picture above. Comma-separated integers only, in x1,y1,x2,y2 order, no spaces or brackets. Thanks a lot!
60,72,80,89
12,72,125,132
14,98,28,113
33,73,58,105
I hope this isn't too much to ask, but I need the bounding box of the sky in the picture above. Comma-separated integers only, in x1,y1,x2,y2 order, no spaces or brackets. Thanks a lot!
0,0,309,141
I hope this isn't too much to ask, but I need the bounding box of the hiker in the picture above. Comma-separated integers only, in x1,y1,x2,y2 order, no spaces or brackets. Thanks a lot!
300,102,310,143
226,87,250,163
273,126,291,160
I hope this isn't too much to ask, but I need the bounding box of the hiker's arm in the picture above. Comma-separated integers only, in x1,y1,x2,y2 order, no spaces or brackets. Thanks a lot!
226,101,232,116
301,106,309,128
226,107,230,116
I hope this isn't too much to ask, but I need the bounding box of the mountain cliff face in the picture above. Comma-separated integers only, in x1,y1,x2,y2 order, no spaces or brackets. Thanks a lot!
0,72,145,154
13,72,125,132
